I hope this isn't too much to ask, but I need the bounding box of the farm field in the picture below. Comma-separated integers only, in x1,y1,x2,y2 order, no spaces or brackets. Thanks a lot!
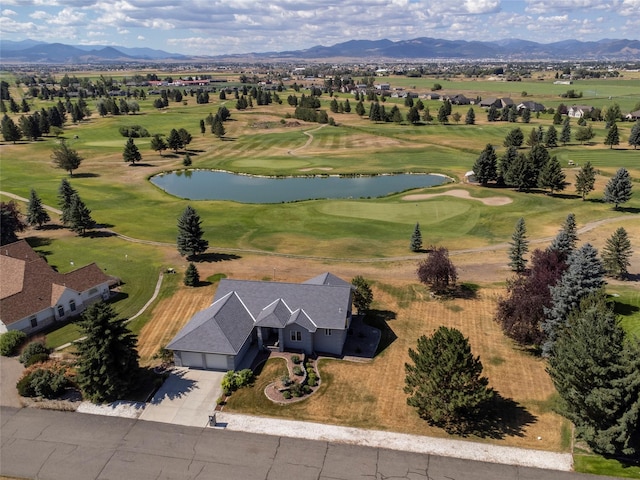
1,67,639,471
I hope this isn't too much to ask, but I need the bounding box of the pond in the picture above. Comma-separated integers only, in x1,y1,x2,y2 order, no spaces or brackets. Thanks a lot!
150,170,449,203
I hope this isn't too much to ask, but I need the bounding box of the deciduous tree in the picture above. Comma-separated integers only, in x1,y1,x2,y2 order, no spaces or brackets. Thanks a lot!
51,139,82,176
404,326,494,434
417,247,457,294
75,302,140,403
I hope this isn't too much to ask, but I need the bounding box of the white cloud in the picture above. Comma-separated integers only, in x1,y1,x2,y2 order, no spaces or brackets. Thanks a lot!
618,0,640,16
2,9,17,16
525,0,611,15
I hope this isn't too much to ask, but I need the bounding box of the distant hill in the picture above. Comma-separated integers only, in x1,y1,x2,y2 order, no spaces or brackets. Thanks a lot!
1,37,638,63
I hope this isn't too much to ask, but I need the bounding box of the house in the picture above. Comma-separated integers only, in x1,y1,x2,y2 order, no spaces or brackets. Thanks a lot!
167,273,354,371
423,93,440,100
625,110,640,121
568,105,594,118
0,240,115,335
443,94,471,105
479,97,514,109
517,101,546,112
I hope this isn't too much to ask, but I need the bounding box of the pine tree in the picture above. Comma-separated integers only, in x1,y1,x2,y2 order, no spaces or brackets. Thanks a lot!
537,156,565,194
560,116,571,145
150,134,167,156
504,153,536,191
604,122,620,149
167,128,183,152
561,213,578,251
183,262,200,286
498,146,517,185
68,193,95,235
471,144,498,185
177,205,208,259
122,137,142,164
542,243,605,356
552,109,562,125
212,118,225,138
574,161,596,201
57,178,77,226
410,222,422,252
75,302,140,403
465,107,475,125
503,128,524,148
26,189,50,228
548,292,640,456
604,167,632,210
521,108,531,124
404,326,494,434
629,120,640,150
183,153,192,166
1,114,21,143
437,104,448,124
602,227,633,279
508,217,528,273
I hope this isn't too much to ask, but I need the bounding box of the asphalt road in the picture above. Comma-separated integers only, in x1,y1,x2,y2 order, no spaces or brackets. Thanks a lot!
0,407,620,480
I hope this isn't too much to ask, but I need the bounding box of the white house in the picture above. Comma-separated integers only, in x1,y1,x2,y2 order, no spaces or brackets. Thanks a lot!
568,105,594,118
0,240,115,334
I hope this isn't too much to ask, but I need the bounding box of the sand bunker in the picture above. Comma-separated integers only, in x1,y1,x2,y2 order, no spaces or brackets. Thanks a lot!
402,189,512,206
299,167,334,172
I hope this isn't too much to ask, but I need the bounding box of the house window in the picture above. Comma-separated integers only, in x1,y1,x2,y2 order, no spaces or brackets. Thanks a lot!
324,329,332,336
88,287,98,295
57,305,64,317
69,300,76,312
30,317,37,328
290,331,301,342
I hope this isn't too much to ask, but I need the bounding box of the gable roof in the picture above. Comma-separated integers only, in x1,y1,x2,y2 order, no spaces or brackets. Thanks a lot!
166,292,255,355
0,240,113,326
214,276,352,330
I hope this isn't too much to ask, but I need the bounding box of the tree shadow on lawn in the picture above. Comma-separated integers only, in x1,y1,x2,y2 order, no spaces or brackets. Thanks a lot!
25,236,52,248
466,393,538,440
364,309,397,356
193,252,241,263
71,172,100,178
612,298,639,316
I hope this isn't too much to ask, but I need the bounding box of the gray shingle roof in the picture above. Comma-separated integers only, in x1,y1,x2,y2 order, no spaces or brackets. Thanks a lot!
255,298,292,328
166,292,254,355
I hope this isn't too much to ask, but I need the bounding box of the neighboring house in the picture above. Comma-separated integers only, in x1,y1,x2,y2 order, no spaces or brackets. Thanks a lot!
625,110,640,121
167,273,354,371
0,240,115,334
568,105,594,118
479,97,514,109
423,93,440,100
464,171,477,183
516,101,546,112
443,94,471,105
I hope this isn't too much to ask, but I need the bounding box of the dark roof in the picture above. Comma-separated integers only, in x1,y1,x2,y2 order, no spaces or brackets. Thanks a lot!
0,240,113,326
166,292,255,355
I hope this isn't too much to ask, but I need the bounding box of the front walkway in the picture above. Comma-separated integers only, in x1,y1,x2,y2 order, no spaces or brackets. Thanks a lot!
213,412,573,472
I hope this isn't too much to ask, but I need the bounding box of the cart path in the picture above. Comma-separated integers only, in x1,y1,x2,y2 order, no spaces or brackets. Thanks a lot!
287,124,327,156
2,189,636,263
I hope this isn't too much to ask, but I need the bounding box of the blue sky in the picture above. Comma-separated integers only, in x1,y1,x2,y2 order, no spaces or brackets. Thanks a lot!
1,0,638,55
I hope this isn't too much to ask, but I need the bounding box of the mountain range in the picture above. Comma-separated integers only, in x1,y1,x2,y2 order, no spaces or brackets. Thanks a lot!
1,37,639,63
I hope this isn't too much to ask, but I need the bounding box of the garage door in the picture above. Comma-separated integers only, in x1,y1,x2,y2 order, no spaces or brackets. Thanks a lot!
181,351,204,368
205,354,229,371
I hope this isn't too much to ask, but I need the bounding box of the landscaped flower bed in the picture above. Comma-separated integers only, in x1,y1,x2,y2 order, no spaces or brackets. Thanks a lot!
264,352,321,404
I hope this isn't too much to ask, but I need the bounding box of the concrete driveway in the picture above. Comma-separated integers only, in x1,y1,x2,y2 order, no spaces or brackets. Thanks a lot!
139,367,223,427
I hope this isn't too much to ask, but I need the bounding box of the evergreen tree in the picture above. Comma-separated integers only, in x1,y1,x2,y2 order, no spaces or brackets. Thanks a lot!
538,156,566,194
604,122,620,149
57,178,77,226
351,275,373,314
497,146,517,185
212,118,225,138
406,106,420,124
122,137,142,164
150,134,167,156
548,292,640,456
552,109,562,125
575,125,595,144
410,222,422,252
437,104,448,124
75,302,140,403
26,189,50,228
602,227,633,279
544,125,558,148
51,139,82,176
504,153,536,191
604,167,632,210
574,161,596,201
465,107,475,125
508,217,529,273
549,213,578,260
542,243,605,356
422,106,432,123
525,127,539,147
183,153,192,166
1,114,21,143
0,201,26,245
167,128,183,152
471,143,498,185
177,205,208,259
503,127,524,148
521,107,531,123
560,116,571,145
355,101,365,116
629,120,640,150
183,262,200,286
68,193,95,235
487,104,499,122
404,326,494,434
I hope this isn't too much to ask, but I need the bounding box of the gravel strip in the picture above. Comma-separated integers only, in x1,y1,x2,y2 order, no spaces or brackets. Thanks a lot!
76,400,146,418
215,412,573,472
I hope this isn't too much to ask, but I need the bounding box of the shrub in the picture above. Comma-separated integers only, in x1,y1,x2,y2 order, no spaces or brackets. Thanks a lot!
24,352,50,367
282,390,292,399
307,373,318,387
16,365,68,399
235,369,253,387
281,375,292,387
291,354,301,364
16,373,35,397
290,382,303,397
303,385,312,394
19,341,49,365
0,331,27,356
293,366,303,376
118,125,149,138
221,370,237,395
